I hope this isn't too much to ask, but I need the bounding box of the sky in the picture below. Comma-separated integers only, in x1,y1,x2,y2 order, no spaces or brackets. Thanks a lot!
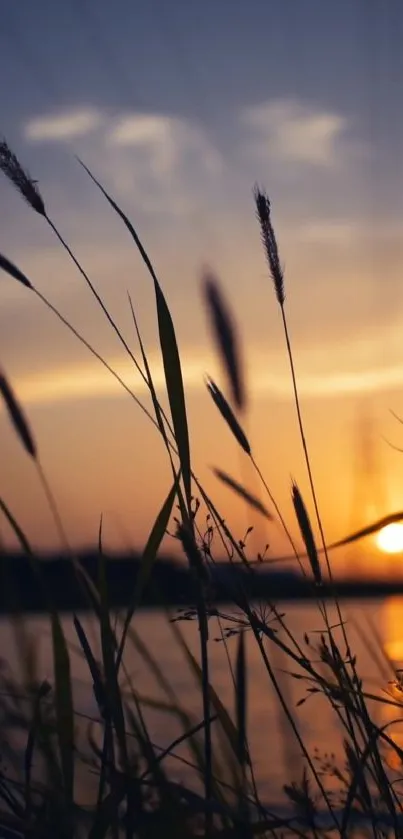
0,0,403,572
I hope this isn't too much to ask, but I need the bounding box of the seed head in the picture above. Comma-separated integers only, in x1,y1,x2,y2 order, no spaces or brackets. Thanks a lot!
206,377,251,455
292,482,321,585
0,253,33,290
0,140,46,217
0,371,37,459
254,185,285,306
203,270,245,410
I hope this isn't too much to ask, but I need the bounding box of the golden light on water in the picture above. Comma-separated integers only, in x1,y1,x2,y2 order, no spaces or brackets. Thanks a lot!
376,523,403,554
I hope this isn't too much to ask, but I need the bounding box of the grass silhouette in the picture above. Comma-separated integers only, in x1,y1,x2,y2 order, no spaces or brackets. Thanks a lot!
0,142,402,836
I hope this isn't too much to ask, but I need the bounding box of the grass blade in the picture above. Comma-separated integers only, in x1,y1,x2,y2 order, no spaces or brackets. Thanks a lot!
78,160,192,511
235,631,248,768
235,631,250,836
328,511,403,549
177,524,212,834
74,613,111,824
97,537,129,773
0,497,33,555
116,472,180,674
74,615,105,713
24,680,51,818
127,291,170,450
0,495,77,809
154,281,192,510
261,509,403,564
171,620,243,765
50,610,74,811
134,472,180,603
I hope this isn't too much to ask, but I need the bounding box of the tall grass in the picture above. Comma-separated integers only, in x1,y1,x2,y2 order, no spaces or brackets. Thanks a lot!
0,142,402,837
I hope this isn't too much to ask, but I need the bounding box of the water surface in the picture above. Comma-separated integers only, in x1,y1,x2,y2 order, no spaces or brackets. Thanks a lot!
0,597,402,805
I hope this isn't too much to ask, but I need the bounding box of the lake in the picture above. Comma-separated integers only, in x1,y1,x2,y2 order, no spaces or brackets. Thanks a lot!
0,596,402,807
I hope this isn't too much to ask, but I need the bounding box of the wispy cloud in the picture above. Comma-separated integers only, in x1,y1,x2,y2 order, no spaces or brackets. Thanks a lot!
241,98,347,167
10,344,403,410
24,107,104,142
23,106,223,218
23,107,221,174
290,217,403,250
109,114,174,147
105,111,222,188
293,219,362,245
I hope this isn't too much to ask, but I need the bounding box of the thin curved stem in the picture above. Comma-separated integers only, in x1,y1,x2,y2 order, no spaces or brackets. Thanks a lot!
45,216,144,380
34,288,160,434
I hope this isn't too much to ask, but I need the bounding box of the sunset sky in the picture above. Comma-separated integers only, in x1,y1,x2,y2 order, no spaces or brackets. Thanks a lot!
1,0,403,571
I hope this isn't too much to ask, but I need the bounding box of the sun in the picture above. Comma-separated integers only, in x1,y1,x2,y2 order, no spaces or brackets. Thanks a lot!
376,523,403,554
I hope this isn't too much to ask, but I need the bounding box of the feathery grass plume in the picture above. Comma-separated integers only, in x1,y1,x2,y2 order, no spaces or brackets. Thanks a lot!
0,140,46,217
206,377,251,455
253,185,285,305
213,467,272,520
0,253,33,290
203,270,245,410
0,372,36,459
292,482,321,585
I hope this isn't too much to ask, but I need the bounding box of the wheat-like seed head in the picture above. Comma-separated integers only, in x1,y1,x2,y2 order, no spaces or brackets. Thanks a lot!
0,253,33,290
206,377,251,455
292,481,321,585
0,371,37,459
254,185,285,306
0,140,46,217
203,271,245,410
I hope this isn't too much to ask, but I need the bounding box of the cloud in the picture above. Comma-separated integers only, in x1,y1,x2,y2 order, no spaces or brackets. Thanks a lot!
100,113,223,217
106,112,222,181
107,114,178,182
290,217,403,250
293,219,362,246
24,107,104,141
241,99,347,167
9,339,403,411
23,106,223,217
23,107,221,177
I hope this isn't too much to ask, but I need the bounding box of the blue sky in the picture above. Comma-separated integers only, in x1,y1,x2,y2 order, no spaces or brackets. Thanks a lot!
0,0,403,554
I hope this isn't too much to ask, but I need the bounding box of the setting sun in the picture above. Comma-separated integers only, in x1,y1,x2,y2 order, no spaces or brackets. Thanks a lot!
376,523,403,554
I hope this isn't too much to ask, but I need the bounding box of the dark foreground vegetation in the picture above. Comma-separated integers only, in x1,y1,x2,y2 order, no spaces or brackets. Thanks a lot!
0,140,402,837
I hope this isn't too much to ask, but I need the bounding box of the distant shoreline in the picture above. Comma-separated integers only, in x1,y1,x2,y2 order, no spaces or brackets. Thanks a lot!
0,551,402,612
